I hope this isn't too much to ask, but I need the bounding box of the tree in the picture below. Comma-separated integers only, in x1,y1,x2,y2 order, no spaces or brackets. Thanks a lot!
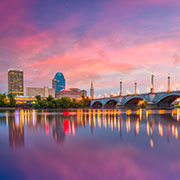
80,95,91,107
0,93,8,107
46,95,56,108
71,98,80,108
59,97,71,108
139,100,147,108
7,94,16,107
33,95,91,109
33,95,42,108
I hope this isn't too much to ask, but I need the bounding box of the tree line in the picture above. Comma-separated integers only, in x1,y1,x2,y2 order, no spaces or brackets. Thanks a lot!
0,93,16,107
33,95,91,108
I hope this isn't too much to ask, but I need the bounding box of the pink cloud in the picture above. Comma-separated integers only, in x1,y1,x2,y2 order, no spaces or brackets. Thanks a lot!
21,32,180,93
0,0,180,94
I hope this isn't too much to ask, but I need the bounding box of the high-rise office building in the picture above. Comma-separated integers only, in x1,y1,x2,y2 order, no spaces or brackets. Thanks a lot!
8,69,24,96
52,72,65,93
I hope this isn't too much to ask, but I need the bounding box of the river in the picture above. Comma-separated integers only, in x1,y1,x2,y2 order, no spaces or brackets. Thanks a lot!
0,108,180,180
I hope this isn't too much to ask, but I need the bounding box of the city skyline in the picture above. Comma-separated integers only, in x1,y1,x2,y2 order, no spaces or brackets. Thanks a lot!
0,0,180,96
4,68,178,97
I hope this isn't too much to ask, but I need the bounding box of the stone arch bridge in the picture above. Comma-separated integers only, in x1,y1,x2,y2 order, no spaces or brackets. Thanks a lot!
91,91,180,109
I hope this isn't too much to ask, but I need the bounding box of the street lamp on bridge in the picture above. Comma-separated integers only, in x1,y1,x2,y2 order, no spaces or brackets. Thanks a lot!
120,80,122,96
168,73,170,92
135,80,137,95
151,72,154,93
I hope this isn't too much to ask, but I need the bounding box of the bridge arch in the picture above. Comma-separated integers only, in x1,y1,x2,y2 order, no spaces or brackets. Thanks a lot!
124,97,145,107
91,101,103,108
104,100,118,108
156,94,180,107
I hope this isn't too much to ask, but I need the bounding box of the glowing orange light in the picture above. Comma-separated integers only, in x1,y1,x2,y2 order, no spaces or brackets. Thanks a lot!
135,109,140,115
126,117,131,133
150,138,154,148
172,125,175,136
175,127,178,139
114,118,117,129
98,109,101,128
72,121,76,136
158,122,163,137
118,119,120,131
177,109,180,122
147,121,150,136
111,119,113,131
77,109,80,125
93,110,96,127
135,120,139,134
158,110,165,114
81,110,83,126
89,109,91,126
126,109,131,116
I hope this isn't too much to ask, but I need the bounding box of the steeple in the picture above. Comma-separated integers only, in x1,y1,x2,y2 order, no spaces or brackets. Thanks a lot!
90,82,94,99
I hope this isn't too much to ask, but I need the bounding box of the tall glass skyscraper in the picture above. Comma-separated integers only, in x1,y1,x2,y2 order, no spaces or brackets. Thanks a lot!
52,72,66,93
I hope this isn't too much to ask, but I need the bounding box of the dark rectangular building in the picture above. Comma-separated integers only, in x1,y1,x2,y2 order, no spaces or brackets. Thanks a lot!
8,69,24,96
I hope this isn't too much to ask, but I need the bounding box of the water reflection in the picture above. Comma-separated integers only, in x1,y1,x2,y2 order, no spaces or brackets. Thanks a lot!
9,113,24,149
0,109,180,150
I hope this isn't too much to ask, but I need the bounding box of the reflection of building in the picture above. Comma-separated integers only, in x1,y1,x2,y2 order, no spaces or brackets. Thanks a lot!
56,88,87,99
26,86,55,98
8,114,24,149
52,72,66,94
8,69,24,96
53,118,65,144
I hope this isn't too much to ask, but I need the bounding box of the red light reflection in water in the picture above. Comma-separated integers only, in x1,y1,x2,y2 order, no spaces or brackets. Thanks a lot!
63,112,69,116
64,120,70,134
45,123,49,135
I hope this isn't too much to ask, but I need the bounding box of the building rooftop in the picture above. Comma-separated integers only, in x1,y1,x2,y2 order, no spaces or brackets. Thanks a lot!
53,72,65,80
8,68,23,72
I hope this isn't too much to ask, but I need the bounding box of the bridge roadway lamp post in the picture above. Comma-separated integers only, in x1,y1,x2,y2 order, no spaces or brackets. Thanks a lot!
151,72,154,93
135,80,137,95
167,73,170,92
120,80,122,96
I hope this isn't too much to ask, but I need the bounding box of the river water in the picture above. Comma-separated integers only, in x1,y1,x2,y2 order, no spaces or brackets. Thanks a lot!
0,109,180,180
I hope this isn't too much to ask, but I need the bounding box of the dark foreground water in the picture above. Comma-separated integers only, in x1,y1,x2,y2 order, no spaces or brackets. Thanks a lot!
0,109,180,180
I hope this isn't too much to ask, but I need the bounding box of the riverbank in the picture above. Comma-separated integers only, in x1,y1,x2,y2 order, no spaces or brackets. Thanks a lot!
0,107,16,110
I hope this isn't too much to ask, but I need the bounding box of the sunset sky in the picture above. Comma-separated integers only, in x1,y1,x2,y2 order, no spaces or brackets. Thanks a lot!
0,0,180,96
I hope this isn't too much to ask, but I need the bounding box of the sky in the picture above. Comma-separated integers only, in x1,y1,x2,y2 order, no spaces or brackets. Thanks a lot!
0,0,180,96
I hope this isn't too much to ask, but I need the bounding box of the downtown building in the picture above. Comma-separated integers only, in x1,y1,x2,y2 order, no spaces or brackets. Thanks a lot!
56,88,87,99
26,86,55,98
52,72,66,97
8,69,24,96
